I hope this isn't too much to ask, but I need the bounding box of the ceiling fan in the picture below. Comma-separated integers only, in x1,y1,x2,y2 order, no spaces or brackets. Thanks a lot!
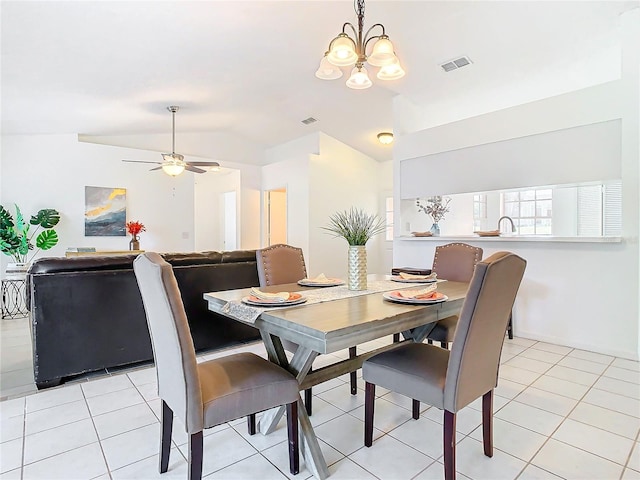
122,106,220,176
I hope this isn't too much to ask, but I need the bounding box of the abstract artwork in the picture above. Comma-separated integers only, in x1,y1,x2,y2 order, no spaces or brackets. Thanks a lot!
84,186,127,236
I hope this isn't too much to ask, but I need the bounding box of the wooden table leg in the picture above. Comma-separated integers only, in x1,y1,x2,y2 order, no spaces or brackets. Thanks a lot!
258,332,328,479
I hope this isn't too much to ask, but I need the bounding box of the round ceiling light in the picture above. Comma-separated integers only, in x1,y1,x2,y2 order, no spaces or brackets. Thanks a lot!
377,132,394,145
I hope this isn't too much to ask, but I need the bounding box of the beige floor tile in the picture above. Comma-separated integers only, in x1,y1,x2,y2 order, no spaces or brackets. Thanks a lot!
93,402,157,440
557,356,608,375
583,388,640,418
568,402,640,440
349,434,434,479
25,399,90,436
532,438,623,479
529,342,573,356
495,401,564,436
604,366,640,385
499,365,542,385
514,386,578,416
0,438,22,474
23,418,97,465
207,452,289,479
518,348,565,365
545,364,599,386
505,356,554,374
349,396,412,433
552,418,635,465
454,436,526,480
22,442,107,480
530,374,590,400
567,349,615,365
469,417,547,462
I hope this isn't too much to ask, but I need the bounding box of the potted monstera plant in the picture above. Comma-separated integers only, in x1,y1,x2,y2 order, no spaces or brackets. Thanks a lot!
0,204,60,273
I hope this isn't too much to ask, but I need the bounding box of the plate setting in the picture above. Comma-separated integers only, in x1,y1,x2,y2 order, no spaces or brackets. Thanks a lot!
382,291,448,305
297,278,345,287
242,292,307,307
389,275,437,284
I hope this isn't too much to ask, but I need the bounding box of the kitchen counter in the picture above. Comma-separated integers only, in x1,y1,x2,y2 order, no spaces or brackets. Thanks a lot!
398,235,622,243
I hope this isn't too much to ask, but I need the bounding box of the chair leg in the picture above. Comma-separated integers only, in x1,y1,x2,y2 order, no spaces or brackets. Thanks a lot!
441,341,448,349
482,390,494,457
349,347,357,395
304,387,313,416
364,382,375,447
160,400,173,473
286,401,299,475
444,410,456,480
507,312,514,339
188,431,203,480
247,413,256,435
412,399,420,420
393,333,400,343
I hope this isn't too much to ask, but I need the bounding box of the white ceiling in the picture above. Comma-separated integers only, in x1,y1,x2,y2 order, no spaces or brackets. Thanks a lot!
1,1,637,164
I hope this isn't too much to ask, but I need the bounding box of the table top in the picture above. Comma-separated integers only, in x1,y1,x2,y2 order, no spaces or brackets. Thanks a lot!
205,274,468,354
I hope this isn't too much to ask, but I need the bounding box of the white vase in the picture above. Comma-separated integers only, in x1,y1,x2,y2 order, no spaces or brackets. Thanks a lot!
347,245,367,291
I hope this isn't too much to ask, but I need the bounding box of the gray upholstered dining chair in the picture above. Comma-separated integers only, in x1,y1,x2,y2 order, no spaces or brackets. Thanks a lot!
256,243,358,416
363,252,526,480
426,242,483,348
133,252,301,480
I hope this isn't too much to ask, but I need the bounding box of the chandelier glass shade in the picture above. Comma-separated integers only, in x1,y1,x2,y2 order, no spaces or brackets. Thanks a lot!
317,0,405,89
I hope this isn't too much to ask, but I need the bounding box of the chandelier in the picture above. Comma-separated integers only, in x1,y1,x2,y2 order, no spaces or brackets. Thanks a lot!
315,0,405,89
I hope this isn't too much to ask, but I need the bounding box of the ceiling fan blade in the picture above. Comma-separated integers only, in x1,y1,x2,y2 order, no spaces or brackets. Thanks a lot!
186,161,220,167
123,160,162,165
149,166,163,171
185,165,207,174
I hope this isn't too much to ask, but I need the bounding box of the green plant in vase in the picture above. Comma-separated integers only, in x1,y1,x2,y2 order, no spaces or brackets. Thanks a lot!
322,207,386,290
0,204,60,270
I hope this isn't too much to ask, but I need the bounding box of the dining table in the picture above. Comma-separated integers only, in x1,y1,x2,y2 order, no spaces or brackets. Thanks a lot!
203,274,469,479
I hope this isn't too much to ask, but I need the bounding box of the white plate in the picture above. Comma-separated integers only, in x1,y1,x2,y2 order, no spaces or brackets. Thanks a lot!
390,275,437,283
241,294,307,307
297,278,345,287
382,291,448,304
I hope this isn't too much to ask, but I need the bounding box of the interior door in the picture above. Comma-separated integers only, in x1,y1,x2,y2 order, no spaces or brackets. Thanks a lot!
267,188,287,246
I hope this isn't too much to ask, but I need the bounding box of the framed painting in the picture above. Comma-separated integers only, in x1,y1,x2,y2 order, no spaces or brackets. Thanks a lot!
84,186,127,236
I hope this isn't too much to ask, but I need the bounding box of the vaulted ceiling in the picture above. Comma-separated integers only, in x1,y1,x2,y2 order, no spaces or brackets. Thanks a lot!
1,1,636,164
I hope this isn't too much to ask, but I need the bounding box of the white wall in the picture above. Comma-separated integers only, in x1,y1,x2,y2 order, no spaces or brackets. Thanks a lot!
194,169,241,251
392,32,639,361
308,133,381,278
0,134,262,273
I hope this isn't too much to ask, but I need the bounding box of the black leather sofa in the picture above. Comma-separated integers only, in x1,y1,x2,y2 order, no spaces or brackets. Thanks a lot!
27,250,261,389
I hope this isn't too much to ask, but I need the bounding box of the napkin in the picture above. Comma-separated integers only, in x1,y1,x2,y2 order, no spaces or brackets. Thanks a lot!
397,284,438,299
250,287,290,302
399,272,437,281
306,273,330,283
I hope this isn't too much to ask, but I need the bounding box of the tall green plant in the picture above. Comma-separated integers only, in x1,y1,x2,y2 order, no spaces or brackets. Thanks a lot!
0,204,60,263
322,207,386,246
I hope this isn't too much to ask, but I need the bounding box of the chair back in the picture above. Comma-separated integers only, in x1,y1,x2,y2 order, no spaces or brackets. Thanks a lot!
133,252,203,433
444,252,526,412
256,244,307,287
432,243,483,282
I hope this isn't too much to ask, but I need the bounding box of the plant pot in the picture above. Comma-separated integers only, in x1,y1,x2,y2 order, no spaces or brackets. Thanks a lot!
6,262,30,276
347,245,367,291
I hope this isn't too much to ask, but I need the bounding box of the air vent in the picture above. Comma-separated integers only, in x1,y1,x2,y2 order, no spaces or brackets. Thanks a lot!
440,56,472,72
301,117,318,125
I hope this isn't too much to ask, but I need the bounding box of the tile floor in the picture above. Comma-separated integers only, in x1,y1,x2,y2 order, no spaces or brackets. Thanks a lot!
1,315,639,480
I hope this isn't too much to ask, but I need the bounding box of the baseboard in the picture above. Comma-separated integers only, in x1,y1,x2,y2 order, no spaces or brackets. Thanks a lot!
514,329,640,361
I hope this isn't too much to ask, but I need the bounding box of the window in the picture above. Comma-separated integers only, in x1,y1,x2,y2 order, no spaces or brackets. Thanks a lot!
473,194,487,232
385,197,394,241
502,189,552,234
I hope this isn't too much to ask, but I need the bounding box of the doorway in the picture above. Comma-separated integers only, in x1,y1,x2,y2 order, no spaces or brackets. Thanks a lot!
266,188,287,246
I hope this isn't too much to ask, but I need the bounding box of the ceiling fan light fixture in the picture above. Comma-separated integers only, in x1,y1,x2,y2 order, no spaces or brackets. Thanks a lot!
162,163,185,176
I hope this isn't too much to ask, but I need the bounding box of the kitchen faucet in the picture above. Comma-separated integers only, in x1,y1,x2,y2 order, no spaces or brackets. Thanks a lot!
498,216,516,233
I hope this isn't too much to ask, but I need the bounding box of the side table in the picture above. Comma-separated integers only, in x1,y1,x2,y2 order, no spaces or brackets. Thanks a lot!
1,275,28,319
